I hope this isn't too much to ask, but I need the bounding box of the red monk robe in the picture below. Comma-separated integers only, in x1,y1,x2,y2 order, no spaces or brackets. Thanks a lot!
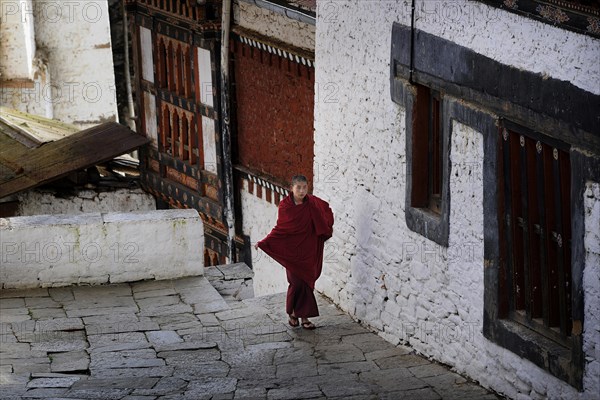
257,193,334,319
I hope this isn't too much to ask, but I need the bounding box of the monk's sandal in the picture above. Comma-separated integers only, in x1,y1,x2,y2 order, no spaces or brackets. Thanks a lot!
301,321,316,330
288,315,299,327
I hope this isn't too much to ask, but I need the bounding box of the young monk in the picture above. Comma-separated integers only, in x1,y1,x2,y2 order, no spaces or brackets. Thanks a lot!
255,175,334,329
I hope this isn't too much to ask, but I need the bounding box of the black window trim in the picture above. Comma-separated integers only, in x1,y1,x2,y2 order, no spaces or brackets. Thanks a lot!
396,82,450,247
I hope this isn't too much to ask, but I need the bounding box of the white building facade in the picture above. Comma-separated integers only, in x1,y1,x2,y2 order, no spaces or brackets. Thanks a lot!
0,0,118,128
313,1,599,398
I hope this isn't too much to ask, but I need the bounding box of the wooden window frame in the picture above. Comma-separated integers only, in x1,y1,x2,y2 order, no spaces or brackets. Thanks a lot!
412,84,443,213
498,121,573,348
400,83,450,247
483,119,588,390
158,38,168,89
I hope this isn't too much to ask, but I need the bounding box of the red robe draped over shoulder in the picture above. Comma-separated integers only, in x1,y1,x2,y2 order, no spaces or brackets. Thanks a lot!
257,194,334,289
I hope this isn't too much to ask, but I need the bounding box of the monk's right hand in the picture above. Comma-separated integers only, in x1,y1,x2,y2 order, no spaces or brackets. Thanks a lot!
254,243,259,250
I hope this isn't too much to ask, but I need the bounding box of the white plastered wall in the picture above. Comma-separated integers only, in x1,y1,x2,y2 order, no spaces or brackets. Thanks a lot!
313,1,599,398
233,0,315,51
1,1,118,128
240,179,288,297
0,209,204,289
0,0,36,80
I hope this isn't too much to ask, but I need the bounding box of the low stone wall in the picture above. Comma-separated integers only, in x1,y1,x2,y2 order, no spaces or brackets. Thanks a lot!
17,188,156,216
0,209,203,289
239,178,288,297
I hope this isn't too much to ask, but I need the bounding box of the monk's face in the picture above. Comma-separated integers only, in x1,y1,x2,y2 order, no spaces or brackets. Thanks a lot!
291,181,308,203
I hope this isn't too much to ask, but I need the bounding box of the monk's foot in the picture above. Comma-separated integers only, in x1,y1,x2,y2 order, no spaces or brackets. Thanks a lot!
301,320,316,330
288,315,299,327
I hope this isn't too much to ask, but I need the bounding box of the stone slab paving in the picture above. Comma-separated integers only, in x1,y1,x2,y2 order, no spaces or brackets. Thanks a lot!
0,273,503,399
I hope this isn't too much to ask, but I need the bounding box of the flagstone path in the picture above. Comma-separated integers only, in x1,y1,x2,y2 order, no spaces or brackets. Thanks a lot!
0,264,503,399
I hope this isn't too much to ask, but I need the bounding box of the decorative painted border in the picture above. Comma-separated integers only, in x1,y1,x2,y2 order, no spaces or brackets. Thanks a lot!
233,33,314,68
247,174,290,197
235,166,290,206
477,0,600,38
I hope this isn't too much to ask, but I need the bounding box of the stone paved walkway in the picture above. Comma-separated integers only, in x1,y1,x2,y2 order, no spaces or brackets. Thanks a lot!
0,267,503,399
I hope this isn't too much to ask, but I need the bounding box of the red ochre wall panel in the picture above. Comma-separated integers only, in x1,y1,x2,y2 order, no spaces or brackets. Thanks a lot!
234,43,315,187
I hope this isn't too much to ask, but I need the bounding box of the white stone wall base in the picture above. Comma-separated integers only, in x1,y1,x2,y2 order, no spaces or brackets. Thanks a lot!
240,180,288,297
0,209,204,289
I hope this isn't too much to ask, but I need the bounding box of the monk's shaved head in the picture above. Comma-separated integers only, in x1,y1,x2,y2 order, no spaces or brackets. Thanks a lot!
291,175,308,185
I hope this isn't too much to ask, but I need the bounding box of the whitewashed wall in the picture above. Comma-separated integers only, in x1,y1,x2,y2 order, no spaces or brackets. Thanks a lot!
0,209,204,289
233,1,315,51
1,1,118,128
240,179,287,297
314,1,599,398
17,188,156,216
583,182,600,394
0,0,35,80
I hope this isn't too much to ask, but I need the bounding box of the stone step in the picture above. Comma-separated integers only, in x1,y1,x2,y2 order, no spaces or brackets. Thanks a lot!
205,262,255,302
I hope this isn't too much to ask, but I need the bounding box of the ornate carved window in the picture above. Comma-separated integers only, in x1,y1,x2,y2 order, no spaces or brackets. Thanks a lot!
476,0,600,38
